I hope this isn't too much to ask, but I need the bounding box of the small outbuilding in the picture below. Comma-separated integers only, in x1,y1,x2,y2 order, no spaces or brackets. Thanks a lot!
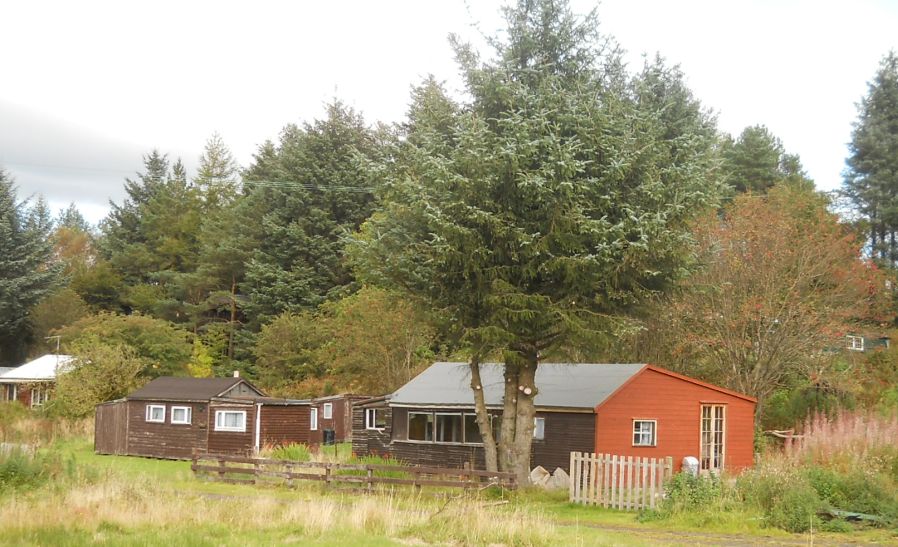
310,394,370,444
352,362,756,474
95,376,313,459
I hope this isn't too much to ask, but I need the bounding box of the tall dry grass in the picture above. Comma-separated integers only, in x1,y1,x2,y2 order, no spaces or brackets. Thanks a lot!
0,470,556,544
0,403,93,447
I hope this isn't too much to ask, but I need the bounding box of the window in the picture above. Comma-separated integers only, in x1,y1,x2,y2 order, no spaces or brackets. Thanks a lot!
632,420,657,447
30,387,50,408
323,402,333,419
463,414,482,444
171,406,192,425
407,411,493,444
533,417,546,440
2,384,16,402
214,410,246,432
310,408,318,430
408,412,434,441
365,408,386,430
846,335,864,351
700,405,725,471
146,404,165,423
435,413,463,443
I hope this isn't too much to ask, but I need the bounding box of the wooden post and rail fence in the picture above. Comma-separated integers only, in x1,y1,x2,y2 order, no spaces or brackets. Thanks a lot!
569,452,674,510
191,451,517,492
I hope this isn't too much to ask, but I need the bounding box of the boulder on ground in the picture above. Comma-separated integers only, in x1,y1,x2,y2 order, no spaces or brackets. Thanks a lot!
549,467,569,490
529,465,550,486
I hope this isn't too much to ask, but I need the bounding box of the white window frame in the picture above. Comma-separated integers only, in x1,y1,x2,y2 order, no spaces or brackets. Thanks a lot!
171,406,192,425
632,419,657,447
214,410,247,432
365,408,385,430
146,404,166,423
533,417,546,440
310,408,319,430
846,335,864,351
322,402,333,419
30,386,50,408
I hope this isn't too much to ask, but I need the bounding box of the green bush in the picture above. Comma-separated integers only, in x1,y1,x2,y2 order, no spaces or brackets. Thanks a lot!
0,448,57,491
805,467,898,522
738,467,823,533
268,443,312,462
664,472,723,509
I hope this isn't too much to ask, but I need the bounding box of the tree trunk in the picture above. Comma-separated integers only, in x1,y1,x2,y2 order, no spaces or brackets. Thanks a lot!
469,357,498,472
228,275,237,360
510,347,538,484
498,361,520,472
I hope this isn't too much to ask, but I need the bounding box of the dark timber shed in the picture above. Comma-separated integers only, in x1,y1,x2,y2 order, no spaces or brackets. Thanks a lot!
95,376,313,459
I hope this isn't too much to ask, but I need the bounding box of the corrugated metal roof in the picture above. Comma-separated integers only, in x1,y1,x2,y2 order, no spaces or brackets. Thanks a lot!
0,354,74,381
128,377,261,401
390,362,646,409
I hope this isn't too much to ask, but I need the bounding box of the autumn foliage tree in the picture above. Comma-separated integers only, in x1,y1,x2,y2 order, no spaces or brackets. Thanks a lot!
651,184,887,417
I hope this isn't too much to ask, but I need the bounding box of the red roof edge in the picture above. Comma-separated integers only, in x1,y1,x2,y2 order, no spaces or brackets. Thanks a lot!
644,364,757,404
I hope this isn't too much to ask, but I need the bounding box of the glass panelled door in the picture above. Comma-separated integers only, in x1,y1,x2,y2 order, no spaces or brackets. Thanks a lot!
700,405,725,472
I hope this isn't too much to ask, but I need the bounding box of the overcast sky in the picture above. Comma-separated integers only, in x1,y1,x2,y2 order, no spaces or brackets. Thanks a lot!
2,0,897,224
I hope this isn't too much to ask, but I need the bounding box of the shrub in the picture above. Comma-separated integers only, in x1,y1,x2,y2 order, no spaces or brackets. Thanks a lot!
663,472,723,510
738,464,823,533
0,448,59,492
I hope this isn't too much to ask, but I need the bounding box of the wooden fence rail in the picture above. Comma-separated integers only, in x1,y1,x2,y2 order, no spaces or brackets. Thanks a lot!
569,452,673,510
191,452,516,492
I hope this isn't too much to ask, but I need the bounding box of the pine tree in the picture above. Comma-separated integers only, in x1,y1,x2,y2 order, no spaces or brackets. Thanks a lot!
240,100,382,324
195,132,240,211
0,169,60,365
844,52,898,267
350,0,724,481
722,125,814,194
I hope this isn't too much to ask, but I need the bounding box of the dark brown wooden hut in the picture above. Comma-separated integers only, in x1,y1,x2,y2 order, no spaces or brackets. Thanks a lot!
95,376,313,459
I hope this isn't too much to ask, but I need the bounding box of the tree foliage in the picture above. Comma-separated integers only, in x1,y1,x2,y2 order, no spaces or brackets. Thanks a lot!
0,169,60,365
844,52,898,267
57,312,192,378
50,337,144,417
638,185,887,417
349,0,723,480
722,125,814,195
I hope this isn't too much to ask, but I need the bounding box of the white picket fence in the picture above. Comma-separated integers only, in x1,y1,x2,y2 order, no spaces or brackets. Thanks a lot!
569,452,673,510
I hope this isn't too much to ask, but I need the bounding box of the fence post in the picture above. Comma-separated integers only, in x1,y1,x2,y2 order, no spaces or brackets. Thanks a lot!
324,464,331,488
366,466,373,493
218,458,226,481
286,462,294,488
569,452,577,503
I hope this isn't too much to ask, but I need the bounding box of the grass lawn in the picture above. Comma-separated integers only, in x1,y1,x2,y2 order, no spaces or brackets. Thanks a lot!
0,435,893,545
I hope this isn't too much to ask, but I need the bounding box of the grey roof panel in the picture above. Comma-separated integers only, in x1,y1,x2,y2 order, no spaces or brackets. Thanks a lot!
390,362,646,409
128,377,259,401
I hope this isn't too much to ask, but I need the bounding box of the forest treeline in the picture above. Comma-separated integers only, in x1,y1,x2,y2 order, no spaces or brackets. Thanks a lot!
2,0,897,438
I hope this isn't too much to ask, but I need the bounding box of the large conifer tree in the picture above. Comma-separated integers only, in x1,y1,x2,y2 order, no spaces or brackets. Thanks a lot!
0,169,59,365
350,0,724,480
844,52,898,267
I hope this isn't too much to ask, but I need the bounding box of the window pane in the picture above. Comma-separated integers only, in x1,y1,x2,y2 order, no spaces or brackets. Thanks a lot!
323,403,333,419
374,409,386,429
173,408,185,422
435,414,463,443
463,414,482,444
533,417,545,440
408,412,433,441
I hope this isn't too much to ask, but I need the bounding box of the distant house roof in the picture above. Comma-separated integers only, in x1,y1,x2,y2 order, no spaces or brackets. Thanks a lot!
0,354,74,382
128,377,264,401
0,367,15,376
390,362,648,410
